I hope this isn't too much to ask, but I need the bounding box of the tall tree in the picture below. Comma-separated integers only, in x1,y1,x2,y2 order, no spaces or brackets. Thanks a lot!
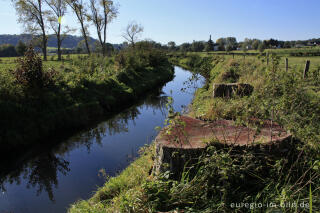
66,0,91,55
88,0,118,56
45,0,73,60
191,41,205,52
15,40,27,56
216,38,226,51
225,37,237,50
122,21,143,47
167,41,176,51
179,43,191,52
252,39,261,50
13,0,49,60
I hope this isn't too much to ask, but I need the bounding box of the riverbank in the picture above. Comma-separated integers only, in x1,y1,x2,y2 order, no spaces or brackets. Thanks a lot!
69,54,320,212
0,44,174,154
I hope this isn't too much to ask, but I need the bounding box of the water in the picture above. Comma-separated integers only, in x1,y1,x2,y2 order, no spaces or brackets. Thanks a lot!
0,66,203,213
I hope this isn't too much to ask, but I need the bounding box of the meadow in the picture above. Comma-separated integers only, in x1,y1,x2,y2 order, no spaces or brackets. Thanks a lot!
173,48,320,75
0,54,87,72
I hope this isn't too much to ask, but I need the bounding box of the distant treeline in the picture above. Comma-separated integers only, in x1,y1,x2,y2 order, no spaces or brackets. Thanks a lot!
166,37,320,53
0,38,168,57
0,41,27,57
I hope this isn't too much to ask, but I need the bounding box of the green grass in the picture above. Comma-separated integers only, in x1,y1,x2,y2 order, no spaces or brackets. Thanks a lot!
188,46,320,55
68,52,320,212
0,46,174,152
0,54,82,72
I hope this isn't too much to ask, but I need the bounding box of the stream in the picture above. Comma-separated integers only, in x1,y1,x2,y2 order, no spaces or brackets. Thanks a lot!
0,66,203,213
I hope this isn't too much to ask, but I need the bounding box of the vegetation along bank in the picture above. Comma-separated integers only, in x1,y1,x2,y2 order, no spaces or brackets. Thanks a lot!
0,42,174,154
69,52,320,212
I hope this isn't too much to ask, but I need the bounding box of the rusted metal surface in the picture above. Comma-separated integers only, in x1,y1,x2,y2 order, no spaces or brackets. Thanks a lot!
156,116,291,149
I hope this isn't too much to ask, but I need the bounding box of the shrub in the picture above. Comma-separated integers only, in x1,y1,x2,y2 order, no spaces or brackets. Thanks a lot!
12,46,57,90
114,42,169,72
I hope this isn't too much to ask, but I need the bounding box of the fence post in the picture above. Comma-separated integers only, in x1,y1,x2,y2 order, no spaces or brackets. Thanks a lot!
267,53,269,65
285,58,288,72
303,60,310,79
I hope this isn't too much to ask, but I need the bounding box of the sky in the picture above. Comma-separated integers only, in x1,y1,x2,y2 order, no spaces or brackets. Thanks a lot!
0,0,319,45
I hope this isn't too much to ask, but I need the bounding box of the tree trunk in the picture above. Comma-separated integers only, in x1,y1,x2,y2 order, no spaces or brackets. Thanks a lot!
42,34,47,61
57,39,62,61
57,24,62,61
97,29,104,56
100,40,105,56
39,2,47,61
103,0,107,56
80,22,91,55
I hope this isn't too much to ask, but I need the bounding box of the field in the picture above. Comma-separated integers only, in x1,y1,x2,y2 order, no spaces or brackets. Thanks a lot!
176,49,320,74
0,54,88,72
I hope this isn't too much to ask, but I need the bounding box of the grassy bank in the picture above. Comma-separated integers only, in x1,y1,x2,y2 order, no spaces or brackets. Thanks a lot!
172,53,320,211
0,43,174,153
69,53,320,212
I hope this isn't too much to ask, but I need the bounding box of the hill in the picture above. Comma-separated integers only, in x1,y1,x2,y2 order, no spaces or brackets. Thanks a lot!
0,34,99,49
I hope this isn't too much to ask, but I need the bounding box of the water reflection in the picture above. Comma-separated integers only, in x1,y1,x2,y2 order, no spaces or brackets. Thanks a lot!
0,67,204,212
0,153,70,202
0,92,168,202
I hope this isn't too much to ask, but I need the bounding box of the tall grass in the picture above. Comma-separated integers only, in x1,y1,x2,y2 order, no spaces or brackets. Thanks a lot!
0,44,174,152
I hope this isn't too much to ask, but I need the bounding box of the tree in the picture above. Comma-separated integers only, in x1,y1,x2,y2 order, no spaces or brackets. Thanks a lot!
225,44,233,52
93,41,114,55
66,0,91,55
191,41,205,52
241,42,248,52
122,21,143,47
284,41,291,48
167,41,176,51
204,35,214,52
252,39,261,50
45,0,74,60
179,43,191,52
13,0,49,60
15,40,27,56
258,42,266,52
225,37,237,51
263,38,279,48
0,44,18,57
216,38,226,51
88,0,118,56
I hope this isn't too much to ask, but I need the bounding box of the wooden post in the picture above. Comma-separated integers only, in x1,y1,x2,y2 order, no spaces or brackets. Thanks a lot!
285,58,288,72
232,53,234,59
303,60,310,79
267,53,269,65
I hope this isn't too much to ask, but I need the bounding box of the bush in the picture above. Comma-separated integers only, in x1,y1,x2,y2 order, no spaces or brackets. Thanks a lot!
115,41,169,72
0,44,18,57
12,46,57,90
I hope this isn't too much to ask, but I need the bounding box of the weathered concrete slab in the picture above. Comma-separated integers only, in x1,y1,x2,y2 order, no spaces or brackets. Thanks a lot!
212,83,253,98
153,116,291,179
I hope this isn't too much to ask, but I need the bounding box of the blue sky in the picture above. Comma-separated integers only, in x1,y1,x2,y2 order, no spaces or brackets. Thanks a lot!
0,0,319,44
